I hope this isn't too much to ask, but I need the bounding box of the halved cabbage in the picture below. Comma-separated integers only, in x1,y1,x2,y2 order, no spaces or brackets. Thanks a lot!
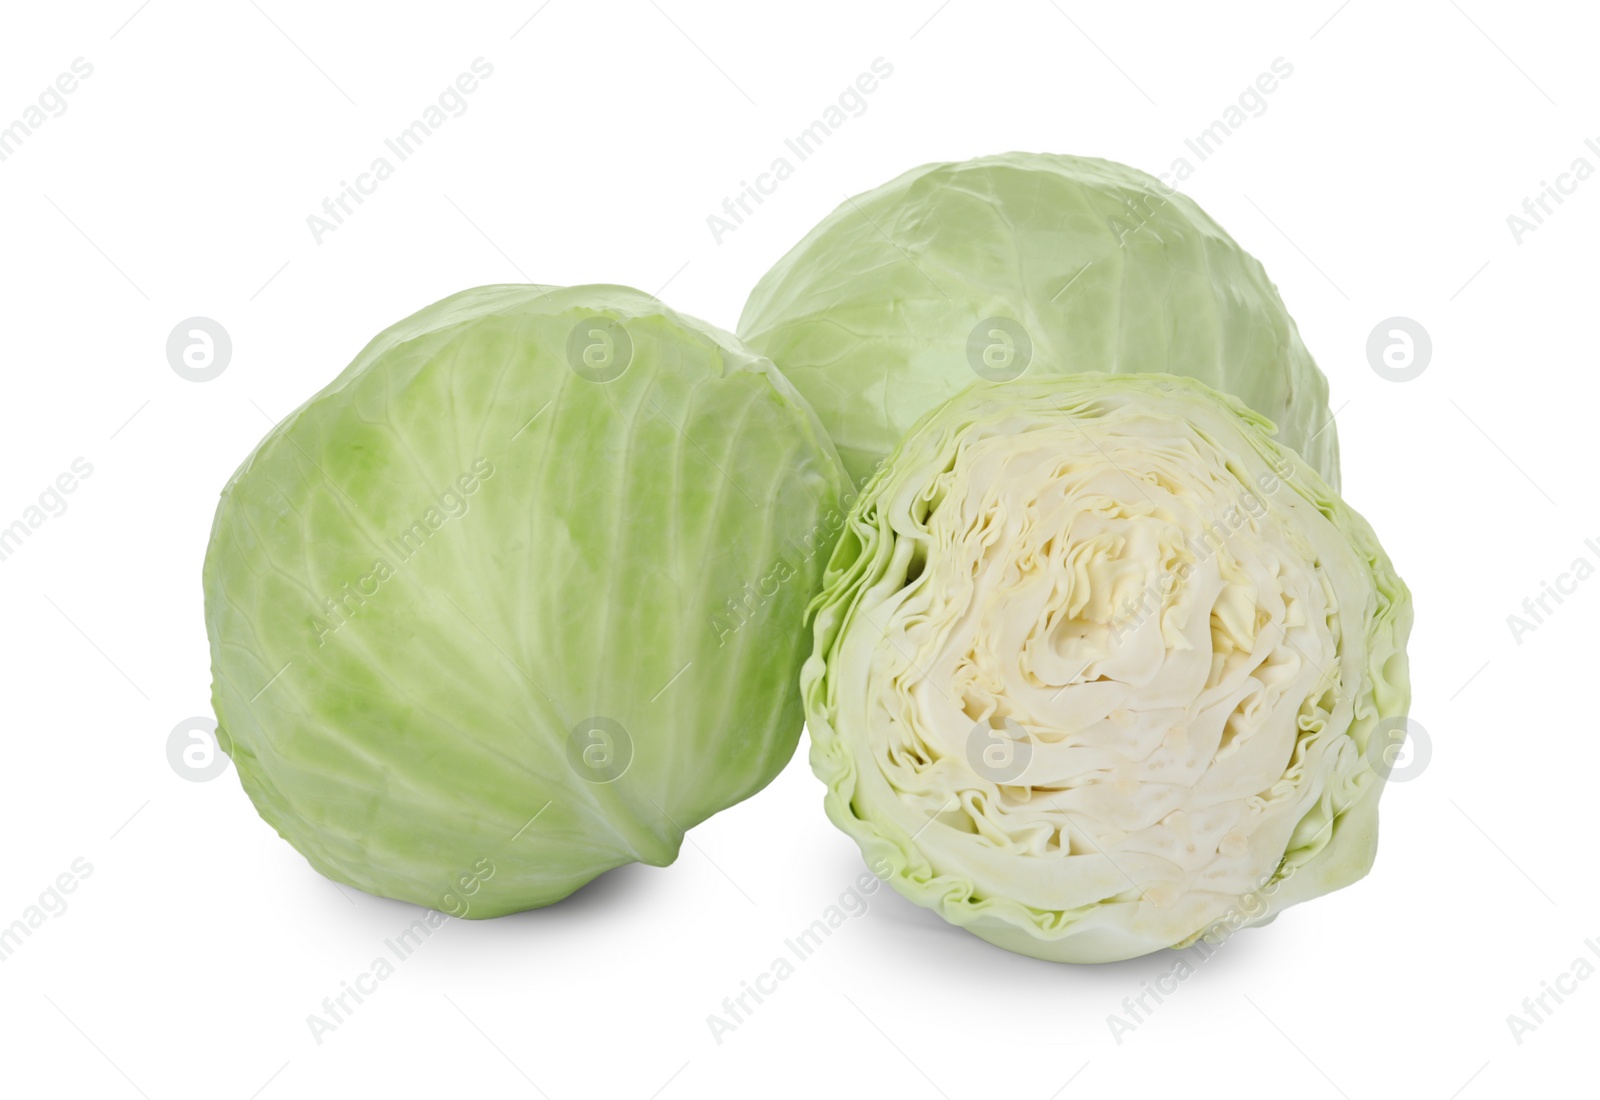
804,374,1409,962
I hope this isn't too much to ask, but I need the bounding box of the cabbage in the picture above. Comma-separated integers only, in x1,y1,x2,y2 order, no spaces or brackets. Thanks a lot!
803,374,1410,962
739,152,1339,489
203,284,848,915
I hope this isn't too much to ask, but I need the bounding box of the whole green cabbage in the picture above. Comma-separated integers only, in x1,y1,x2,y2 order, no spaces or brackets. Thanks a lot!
804,374,1410,962
204,284,848,915
739,152,1339,489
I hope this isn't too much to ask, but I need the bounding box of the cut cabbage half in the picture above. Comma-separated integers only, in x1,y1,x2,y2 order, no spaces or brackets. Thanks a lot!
804,374,1410,962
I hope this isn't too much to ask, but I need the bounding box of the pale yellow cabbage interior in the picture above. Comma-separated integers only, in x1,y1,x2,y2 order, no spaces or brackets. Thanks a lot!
844,400,1370,952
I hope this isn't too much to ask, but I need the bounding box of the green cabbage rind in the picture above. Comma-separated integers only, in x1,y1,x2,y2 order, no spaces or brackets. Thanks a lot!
802,373,1409,963
205,284,848,915
740,151,1339,490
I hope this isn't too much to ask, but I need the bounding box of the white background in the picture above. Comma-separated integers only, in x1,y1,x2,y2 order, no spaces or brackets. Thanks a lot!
1,1,1594,1096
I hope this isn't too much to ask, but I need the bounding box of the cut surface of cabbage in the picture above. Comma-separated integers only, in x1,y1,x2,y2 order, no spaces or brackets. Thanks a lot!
805,374,1410,962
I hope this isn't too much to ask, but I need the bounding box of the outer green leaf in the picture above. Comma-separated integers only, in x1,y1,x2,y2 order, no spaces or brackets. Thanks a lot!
740,152,1339,489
